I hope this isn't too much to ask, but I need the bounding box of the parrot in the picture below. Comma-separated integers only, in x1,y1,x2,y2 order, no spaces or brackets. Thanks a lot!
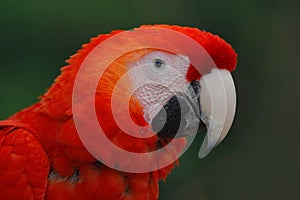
0,24,237,200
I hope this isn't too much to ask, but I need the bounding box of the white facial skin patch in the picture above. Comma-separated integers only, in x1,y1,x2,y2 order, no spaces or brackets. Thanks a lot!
128,51,191,123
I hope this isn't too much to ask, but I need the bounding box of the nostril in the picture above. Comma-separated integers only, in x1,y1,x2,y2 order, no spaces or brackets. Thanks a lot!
190,80,200,95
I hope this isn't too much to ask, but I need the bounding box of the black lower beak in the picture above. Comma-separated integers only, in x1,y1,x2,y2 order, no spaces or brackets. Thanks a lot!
151,81,205,138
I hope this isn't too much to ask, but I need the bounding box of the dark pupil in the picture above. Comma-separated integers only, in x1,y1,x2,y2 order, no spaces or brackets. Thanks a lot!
154,59,163,68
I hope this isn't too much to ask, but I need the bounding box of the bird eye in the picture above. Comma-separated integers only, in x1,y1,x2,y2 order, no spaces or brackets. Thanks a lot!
152,59,165,69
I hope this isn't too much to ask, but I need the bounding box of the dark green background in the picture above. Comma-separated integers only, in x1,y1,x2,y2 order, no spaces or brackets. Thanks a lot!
1,0,299,199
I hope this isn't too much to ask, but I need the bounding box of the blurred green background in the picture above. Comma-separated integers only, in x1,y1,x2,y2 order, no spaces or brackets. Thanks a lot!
0,0,299,199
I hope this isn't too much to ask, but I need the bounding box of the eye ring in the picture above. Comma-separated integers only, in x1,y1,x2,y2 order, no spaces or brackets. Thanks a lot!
152,59,165,69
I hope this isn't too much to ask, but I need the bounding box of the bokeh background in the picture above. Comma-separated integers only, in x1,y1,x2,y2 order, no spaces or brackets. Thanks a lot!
1,0,299,199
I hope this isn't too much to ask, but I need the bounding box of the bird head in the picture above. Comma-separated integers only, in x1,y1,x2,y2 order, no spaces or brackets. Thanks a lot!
40,25,237,174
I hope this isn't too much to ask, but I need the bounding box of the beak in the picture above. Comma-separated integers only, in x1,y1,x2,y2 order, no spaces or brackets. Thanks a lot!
150,68,236,158
198,68,236,158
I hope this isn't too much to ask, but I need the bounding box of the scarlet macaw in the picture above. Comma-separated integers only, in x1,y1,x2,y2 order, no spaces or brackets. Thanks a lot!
0,25,237,200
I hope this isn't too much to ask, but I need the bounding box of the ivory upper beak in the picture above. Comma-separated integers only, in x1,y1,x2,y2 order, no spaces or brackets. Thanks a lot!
198,68,236,158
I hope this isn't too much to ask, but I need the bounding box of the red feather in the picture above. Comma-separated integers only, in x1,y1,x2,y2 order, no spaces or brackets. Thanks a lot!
0,25,237,199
